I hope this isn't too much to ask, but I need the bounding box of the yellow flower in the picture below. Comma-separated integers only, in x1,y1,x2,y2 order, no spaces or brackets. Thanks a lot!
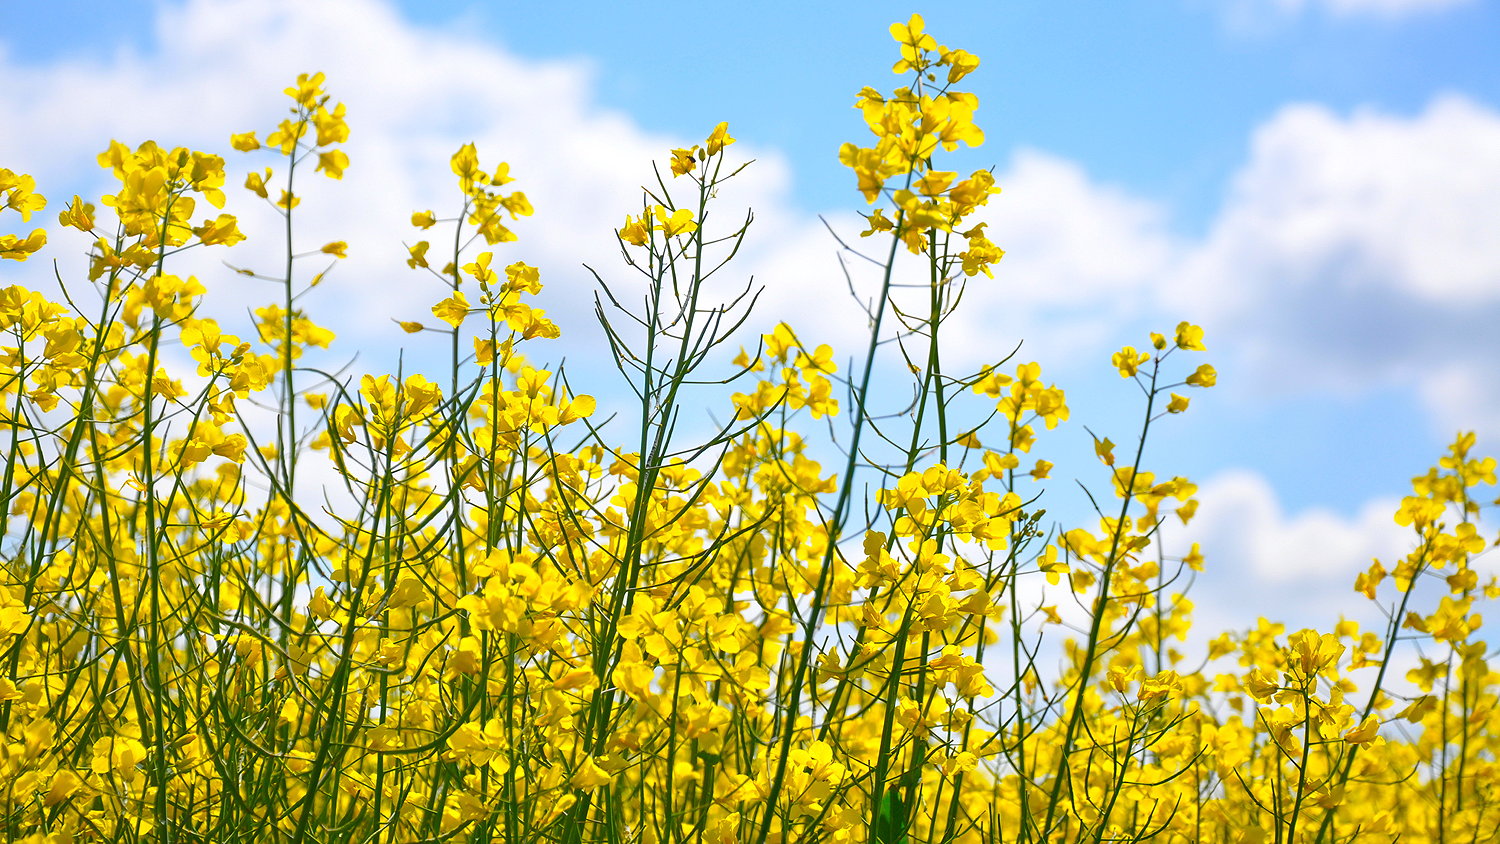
890,13,937,73
451,141,485,191
285,71,326,108
1139,670,1184,702
670,147,698,176
860,207,895,237
1175,320,1207,351
193,214,247,247
1094,437,1116,466
244,167,272,198
570,756,614,790
1343,715,1383,745
0,229,46,261
653,205,697,237
229,131,261,152
432,290,470,328
1,169,46,221
938,46,980,83
618,213,650,246
1185,363,1217,387
312,101,349,146
1112,346,1150,378
1287,628,1345,676
1244,667,1280,702
504,261,541,294
266,118,305,154
560,395,597,424
705,121,735,155
58,195,96,231
91,735,148,783
316,149,349,180
913,169,957,197
1184,543,1205,570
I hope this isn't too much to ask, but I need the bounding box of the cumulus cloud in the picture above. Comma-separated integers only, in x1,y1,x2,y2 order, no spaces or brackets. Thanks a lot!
940,150,1178,370
0,0,809,385
1166,95,1500,436
1190,470,1405,583
0,0,822,523
858,95,1500,451
1169,469,1416,638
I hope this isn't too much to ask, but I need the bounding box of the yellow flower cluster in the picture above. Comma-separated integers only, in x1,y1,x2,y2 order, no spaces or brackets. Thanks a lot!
0,20,1495,844
842,15,1002,265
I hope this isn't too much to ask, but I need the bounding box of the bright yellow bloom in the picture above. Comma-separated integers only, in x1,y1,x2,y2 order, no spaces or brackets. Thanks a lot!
618,213,649,246
938,46,980,83
229,131,261,151
1,169,46,221
451,142,485,191
244,167,272,198
193,214,246,247
1112,346,1150,377
431,290,470,328
285,71,327,108
0,229,46,261
1175,320,1207,351
1186,363,1217,387
670,147,697,176
705,121,735,155
890,13,937,73
58,195,96,231
570,756,614,790
653,205,697,237
316,149,349,179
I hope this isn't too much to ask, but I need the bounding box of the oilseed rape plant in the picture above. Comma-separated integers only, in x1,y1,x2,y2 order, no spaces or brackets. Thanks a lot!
0,15,1496,844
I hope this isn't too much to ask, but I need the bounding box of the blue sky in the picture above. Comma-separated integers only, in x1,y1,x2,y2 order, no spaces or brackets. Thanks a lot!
16,0,1498,227
4,0,1498,633
466,1,1500,227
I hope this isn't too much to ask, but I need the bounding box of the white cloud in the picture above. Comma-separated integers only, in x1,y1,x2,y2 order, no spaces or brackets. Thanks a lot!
1166,95,1500,436
1166,468,1420,641
1178,97,1500,308
1421,363,1500,438
0,0,810,387
729,148,1181,377
1190,470,1405,583
940,150,1178,370
0,0,824,536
